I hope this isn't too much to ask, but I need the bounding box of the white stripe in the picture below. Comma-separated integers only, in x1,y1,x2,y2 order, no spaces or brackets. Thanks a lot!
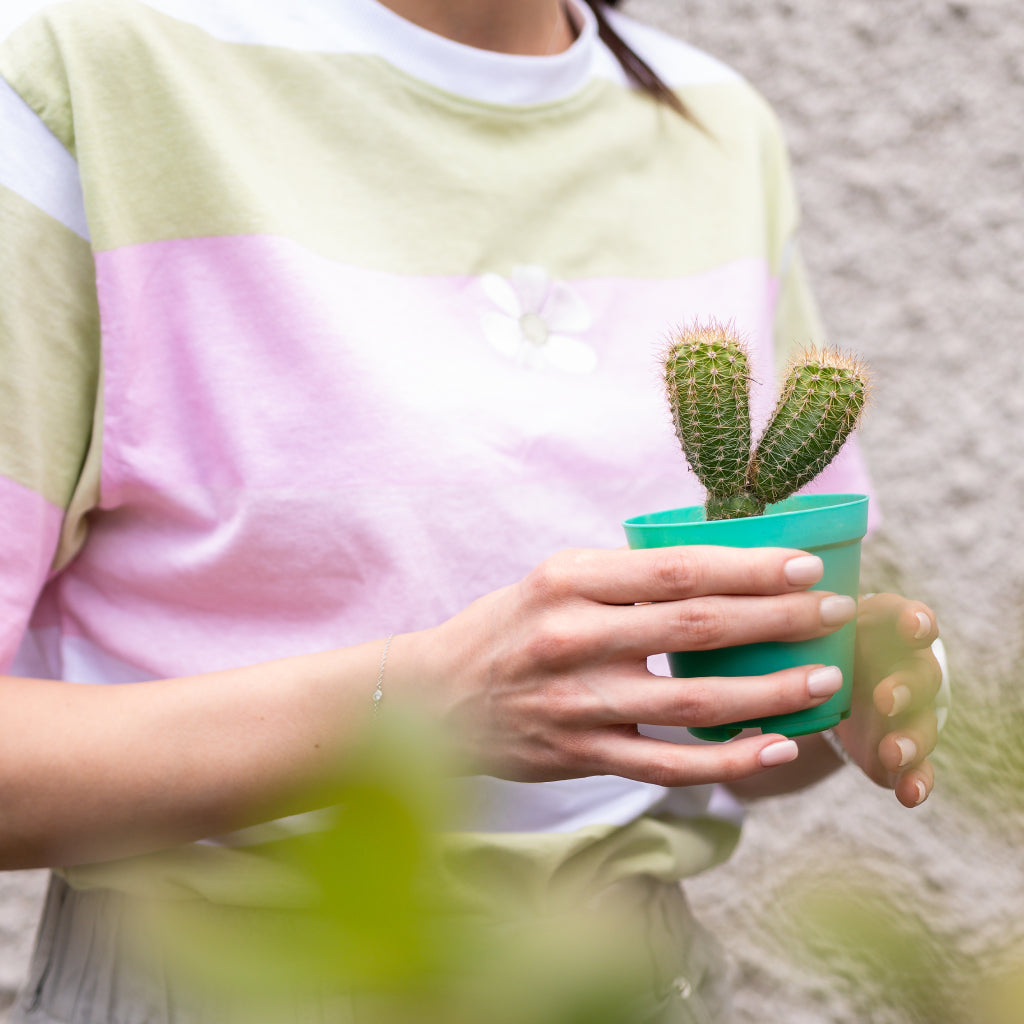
2,1,738,108
450,774,677,834
0,76,90,240
130,0,735,99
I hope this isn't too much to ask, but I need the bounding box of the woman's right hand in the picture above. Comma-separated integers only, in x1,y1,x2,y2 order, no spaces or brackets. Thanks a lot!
0,544,855,869
392,546,857,788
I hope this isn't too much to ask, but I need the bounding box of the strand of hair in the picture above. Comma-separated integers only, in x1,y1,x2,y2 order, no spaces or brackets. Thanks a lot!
582,0,691,120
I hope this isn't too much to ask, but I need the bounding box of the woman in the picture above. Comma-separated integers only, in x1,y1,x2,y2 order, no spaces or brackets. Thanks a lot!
0,0,943,1020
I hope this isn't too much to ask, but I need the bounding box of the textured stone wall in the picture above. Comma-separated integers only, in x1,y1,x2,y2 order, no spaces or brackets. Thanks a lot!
1,2,1022,1021
627,1,1024,1021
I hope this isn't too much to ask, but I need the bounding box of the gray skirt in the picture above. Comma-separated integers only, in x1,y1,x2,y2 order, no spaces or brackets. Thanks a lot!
10,874,731,1024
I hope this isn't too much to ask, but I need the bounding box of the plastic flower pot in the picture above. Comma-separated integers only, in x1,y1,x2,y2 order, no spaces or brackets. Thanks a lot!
622,493,869,741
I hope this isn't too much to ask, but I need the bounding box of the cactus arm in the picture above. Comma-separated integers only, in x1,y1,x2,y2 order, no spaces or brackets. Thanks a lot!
664,323,760,519
748,348,869,506
661,326,869,521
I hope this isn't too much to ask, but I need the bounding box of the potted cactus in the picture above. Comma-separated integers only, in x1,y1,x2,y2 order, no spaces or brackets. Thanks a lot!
623,322,871,740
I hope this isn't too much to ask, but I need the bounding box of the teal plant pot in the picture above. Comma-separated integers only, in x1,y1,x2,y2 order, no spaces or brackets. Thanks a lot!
623,494,869,741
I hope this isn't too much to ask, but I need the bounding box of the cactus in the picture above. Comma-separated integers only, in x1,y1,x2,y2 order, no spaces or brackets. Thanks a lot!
665,322,869,520
665,323,760,520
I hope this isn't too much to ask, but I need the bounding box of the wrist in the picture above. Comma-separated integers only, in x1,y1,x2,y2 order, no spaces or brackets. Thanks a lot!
374,626,450,718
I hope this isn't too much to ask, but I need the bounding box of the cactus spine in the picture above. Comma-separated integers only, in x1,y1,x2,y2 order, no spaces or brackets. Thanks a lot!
665,324,760,520
665,323,869,520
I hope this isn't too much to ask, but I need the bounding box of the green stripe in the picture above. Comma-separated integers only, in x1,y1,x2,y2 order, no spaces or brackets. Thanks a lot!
0,186,101,511
2,3,795,277
439,814,740,916
0,11,76,154
59,814,740,905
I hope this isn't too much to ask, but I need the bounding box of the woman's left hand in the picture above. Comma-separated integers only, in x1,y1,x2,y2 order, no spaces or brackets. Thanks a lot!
831,593,943,807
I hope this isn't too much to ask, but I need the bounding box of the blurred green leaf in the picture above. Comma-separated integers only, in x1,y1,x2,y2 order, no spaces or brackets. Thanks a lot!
780,871,968,1024
137,712,650,1024
974,953,1024,1024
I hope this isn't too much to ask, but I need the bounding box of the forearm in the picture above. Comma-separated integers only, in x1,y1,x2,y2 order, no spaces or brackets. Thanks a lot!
0,544,870,868
722,731,842,801
0,636,403,870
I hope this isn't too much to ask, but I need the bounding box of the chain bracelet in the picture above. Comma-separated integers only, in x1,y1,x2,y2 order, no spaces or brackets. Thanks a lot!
371,633,393,718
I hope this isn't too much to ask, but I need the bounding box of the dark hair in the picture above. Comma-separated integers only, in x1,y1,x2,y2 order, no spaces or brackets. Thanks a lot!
581,0,691,119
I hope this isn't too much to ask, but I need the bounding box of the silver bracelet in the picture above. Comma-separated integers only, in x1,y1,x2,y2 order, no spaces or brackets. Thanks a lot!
371,633,393,717
821,727,855,766
932,636,951,734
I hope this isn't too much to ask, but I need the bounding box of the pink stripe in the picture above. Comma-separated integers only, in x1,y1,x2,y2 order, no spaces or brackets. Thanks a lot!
95,236,782,496
75,236,872,678
0,476,62,671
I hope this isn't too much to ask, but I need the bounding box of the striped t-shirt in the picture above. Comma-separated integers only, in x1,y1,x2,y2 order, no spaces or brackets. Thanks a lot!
0,0,872,894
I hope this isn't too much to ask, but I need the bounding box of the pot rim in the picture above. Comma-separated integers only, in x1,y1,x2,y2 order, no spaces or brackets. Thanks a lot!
623,493,869,550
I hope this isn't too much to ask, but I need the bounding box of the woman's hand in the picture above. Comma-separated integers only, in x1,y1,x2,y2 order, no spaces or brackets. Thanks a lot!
831,593,943,807
395,546,858,789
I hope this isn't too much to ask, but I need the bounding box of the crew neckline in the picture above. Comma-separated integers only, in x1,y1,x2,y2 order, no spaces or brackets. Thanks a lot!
346,0,599,107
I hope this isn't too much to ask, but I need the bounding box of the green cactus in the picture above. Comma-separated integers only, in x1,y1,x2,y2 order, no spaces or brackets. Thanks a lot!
665,323,760,520
664,322,869,520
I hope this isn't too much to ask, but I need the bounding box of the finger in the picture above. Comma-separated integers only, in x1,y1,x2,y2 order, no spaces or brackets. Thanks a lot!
585,664,845,728
879,711,939,775
585,730,800,787
525,546,825,607
857,593,939,651
894,759,935,808
589,591,857,659
872,653,943,719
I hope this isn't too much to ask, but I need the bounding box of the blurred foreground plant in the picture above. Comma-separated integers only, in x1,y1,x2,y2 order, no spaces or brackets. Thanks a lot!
775,627,1024,1024
133,713,653,1024
780,865,1024,1024
781,871,967,1024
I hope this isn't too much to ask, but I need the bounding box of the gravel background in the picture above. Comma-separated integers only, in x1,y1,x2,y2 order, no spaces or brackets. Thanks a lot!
2,1,1022,1021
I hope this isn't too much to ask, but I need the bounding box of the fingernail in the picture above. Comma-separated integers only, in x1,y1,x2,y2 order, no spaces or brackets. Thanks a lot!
896,736,918,768
913,612,931,640
759,739,799,767
808,666,843,698
784,555,824,586
820,595,857,627
914,780,928,806
889,684,912,717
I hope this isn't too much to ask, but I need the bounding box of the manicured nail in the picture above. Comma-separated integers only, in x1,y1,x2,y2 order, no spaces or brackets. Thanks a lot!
914,780,928,806
820,595,857,627
808,666,843,698
759,739,799,767
784,555,824,586
895,736,918,767
913,612,931,640
889,684,912,717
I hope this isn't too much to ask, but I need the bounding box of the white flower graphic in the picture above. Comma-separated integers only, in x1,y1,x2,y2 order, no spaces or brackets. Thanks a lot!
480,265,597,374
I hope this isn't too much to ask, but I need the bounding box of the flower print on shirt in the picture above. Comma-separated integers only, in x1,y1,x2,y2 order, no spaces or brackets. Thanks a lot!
480,265,597,373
